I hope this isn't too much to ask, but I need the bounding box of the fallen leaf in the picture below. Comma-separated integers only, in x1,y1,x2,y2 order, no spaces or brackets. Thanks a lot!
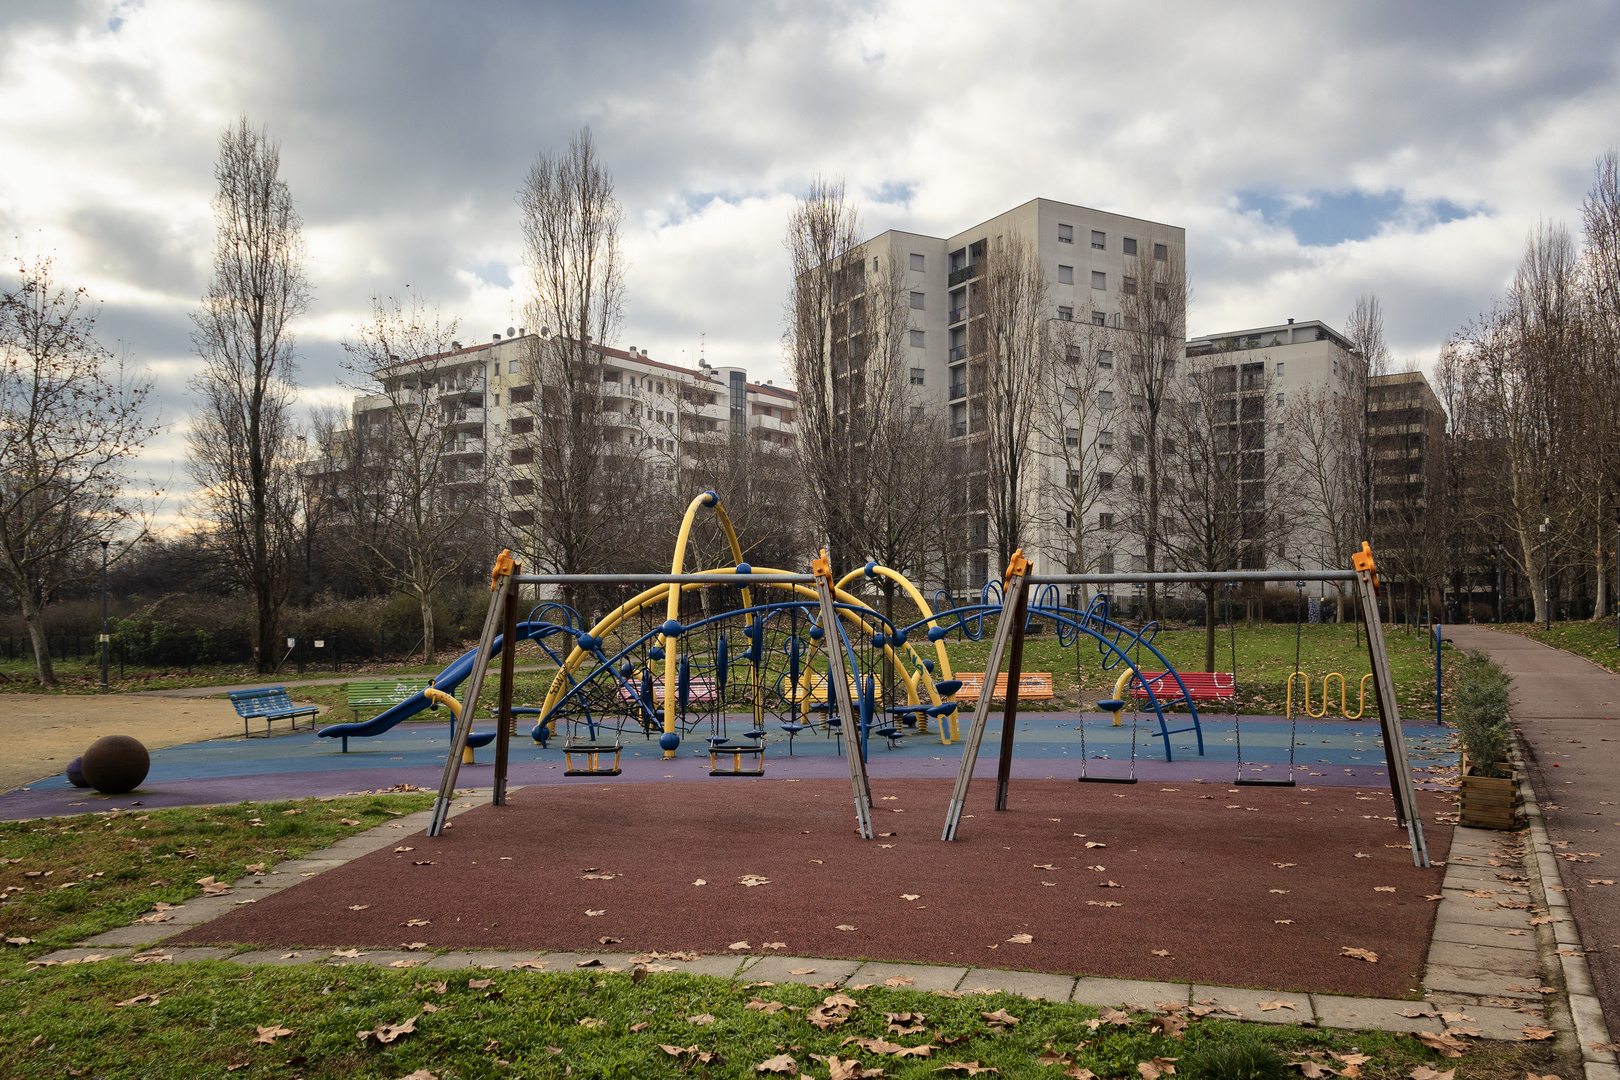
1098,1008,1134,1026
836,924,858,931
692,878,707,886
1150,1015,1188,1039
1414,1031,1469,1058
1275,919,1294,924
1520,1027,1555,1042
348,904,370,911
1086,842,1106,848
1407,1067,1454,1080
1258,1000,1297,1012
331,948,361,959
468,978,493,989
687,1013,716,1026
790,967,817,975
394,846,414,853
404,919,431,927
757,1054,798,1074
1374,887,1396,893
729,940,753,950
253,1024,294,1044
981,1008,1020,1028
1006,933,1033,944
1138,1056,1179,1079
886,975,917,986
585,909,606,916
1340,947,1379,963
937,1063,998,1075
739,874,771,887
576,1017,603,1028
1150,949,1170,957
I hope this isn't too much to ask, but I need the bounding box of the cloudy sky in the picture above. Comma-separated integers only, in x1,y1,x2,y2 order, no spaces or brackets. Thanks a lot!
3,0,1619,517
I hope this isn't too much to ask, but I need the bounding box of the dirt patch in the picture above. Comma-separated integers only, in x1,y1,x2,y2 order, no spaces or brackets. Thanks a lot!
0,693,320,793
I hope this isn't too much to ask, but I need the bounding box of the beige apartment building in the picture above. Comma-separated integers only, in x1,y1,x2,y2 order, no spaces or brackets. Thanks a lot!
855,198,1187,585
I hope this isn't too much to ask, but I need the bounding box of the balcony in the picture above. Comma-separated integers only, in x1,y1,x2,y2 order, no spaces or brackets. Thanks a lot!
445,438,485,457
949,382,967,401
950,421,967,437
949,344,969,363
948,264,979,287
948,307,967,324
445,407,486,428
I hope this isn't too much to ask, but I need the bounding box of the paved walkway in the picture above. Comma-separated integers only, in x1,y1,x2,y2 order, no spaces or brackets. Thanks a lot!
1448,626,1620,1077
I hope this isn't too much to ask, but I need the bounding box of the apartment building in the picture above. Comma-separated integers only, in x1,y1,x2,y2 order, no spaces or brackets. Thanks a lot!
335,330,796,550
855,198,1187,583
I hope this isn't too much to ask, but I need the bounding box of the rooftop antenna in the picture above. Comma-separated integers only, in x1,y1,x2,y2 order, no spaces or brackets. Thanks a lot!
700,331,706,368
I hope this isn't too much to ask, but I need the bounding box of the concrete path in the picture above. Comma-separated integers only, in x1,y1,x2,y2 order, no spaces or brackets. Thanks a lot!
128,664,558,698
1448,626,1620,1075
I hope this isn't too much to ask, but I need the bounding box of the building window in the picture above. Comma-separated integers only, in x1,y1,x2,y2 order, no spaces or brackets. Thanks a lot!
491,393,500,406
1098,471,1114,490
1275,362,1285,376
1098,512,1115,529
1058,264,1074,284
510,448,534,466
1154,243,1168,260
1162,438,1176,454
1276,422,1285,436
1276,393,1285,407
1065,427,1079,447
1100,552,1115,574
1091,271,1107,290
910,367,926,385
909,291,926,310
1163,359,1176,378
1091,230,1106,250
1057,306,1073,321
910,252,926,271
1132,475,1146,494
1098,350,1113,368
1099,390,1114,408
508,385,534,405
1058,223,1074,243
1130,434,1145,451
509,359,518,374
1131,394,1146,412
509,416,533,434
1278,451,1286,467
873,257,879,271
1099,429,1114,450
909,330,925,348
1131,554,1146,572
1122,275,1138,296
1091,310,1106,326
510,478,534,496
1123,237,1138,256
1067,470,1080,491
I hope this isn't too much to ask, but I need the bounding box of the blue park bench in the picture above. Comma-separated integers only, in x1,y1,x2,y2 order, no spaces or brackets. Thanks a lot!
226,686,319,738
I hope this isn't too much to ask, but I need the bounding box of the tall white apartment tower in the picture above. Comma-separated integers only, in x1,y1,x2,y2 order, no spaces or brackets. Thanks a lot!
857,198,1186,585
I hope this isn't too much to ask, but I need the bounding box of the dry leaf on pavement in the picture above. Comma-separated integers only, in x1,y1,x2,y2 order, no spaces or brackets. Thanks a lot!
1257,1001,1297,1012
1521,1027,1555,1041
1006,934,1033,944
1340,947,1379,963
1413,1032,1469,1058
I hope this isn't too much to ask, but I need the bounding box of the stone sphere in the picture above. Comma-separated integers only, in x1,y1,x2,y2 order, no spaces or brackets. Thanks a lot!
64,757,88,788
80,735,150,795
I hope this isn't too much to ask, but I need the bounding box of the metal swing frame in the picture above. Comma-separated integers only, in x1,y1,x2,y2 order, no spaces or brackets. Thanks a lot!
941,546,1430,867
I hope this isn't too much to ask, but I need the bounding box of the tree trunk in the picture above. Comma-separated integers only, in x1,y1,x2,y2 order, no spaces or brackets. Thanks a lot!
1593,508,1610,619
1203,587,1217,673
1518,531,1548,625
257,591,278,675
420,592,437,666
19,594,56,689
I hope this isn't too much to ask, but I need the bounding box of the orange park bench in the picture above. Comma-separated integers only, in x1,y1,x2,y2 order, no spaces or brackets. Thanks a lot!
952,672,1055,702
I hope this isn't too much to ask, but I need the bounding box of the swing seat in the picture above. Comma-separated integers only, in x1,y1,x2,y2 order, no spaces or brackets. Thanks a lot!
562,740,623,777
1235,777,1296,787
708,742,765,776
1077,772,1138,785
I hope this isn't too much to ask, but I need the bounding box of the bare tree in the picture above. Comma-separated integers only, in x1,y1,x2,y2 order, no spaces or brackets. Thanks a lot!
1283,380,1361,618
0,257,159,686
1037,311,1114,601
784,176,876,572
339,292,484,663
1342,294,1389,552
975,232,1050,570
507,128,643,583
187,117,310,672
1160,347,1288,670
1580,151,1620,618
1116,239,1190,618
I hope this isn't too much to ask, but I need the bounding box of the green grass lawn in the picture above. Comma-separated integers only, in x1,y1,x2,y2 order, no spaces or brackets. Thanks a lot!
0,959,1564,1080
0,800,1570,1078
1496,617,1620,674
0,794,432,959
0,657,484,696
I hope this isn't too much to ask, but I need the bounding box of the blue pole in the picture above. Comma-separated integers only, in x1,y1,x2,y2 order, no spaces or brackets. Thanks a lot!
1434,623,1442,725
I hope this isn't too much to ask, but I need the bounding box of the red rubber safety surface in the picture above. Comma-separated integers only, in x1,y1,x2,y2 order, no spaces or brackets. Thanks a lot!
174,779,1453,998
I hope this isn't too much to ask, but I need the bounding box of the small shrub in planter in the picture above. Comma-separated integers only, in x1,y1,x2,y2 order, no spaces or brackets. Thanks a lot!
1453,650,1518,828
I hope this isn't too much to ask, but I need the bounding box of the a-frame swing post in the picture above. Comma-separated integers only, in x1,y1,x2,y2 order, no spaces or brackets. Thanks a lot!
942,550,1030,841
994,556,1032,812
428,551,514,837
812,550,874,839
493,560,520,806
1352,543,1431,868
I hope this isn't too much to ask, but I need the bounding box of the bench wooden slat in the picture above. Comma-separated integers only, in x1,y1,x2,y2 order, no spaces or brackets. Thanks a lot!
1126,671,1235,700
952,672,1055,700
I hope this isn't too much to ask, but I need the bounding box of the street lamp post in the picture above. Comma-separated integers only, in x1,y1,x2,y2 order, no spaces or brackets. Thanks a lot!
1541,493,1551,631
99,539,109,692
1496,541,1505,624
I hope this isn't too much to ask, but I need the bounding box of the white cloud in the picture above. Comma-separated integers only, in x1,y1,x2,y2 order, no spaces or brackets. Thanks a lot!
4,0,1619,518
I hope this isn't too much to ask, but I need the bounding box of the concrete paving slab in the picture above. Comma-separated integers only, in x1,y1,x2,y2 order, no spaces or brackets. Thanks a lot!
1191,985,1312,1024
1428,921,1539,951
1423,964,1544,997
154,894,244,924
650,954,750,979
80,922,186,947
1073,977,1189,1011
152,946,235,963
848,961,968,993
739,955,863,985
1431,902,1536,928
1425,941,1542,978
228,949,318,966
1434,1004,1547,1042
959,968,1076,1002
330,949,433,969
423,950,538,971
1312,995,1439,1033
230,874,296,890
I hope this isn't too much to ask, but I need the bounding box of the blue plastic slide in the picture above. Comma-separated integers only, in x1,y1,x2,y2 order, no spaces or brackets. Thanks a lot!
317,633,510,752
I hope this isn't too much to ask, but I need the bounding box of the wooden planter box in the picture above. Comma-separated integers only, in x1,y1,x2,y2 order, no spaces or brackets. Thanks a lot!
1458,749,1520,830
